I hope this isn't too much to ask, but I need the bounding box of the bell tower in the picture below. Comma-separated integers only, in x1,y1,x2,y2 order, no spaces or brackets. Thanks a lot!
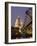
15,16,21,28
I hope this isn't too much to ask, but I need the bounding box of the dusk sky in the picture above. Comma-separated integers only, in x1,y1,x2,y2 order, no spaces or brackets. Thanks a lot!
11,6,32,26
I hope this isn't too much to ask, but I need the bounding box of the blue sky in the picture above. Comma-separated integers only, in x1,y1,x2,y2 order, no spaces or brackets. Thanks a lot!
11,6,32,26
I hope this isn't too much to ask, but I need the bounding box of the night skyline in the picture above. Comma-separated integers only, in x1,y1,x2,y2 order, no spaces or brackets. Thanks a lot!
11,6,32,26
